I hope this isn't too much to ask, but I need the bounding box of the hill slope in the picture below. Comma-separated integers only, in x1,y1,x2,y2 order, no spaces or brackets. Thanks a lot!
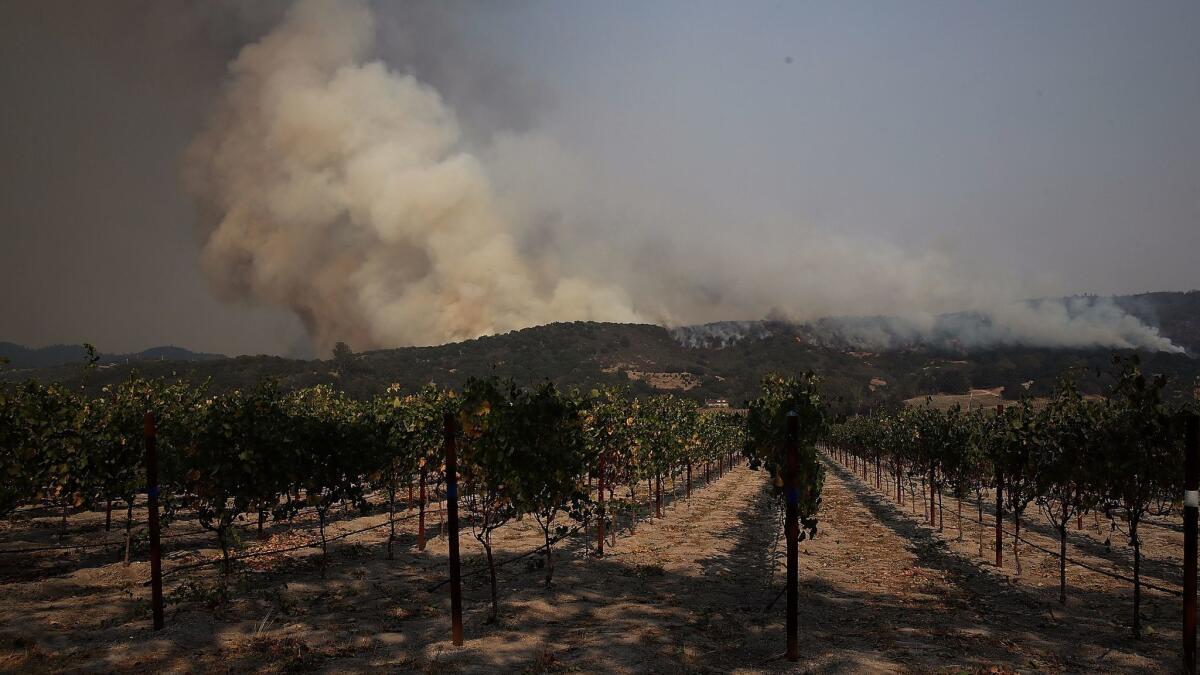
0,342,224,370
4,291,1197,413
6,320,1197,415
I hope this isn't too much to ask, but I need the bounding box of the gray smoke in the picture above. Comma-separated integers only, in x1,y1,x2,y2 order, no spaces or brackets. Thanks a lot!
185,0,1185,356
185,0,638,352
669,321,775,349
671,296,1183,353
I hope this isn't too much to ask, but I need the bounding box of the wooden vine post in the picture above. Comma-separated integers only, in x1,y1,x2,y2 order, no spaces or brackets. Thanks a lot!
1184,413,1198,675
596,451,606,556
784,410,800,662
995,404,1005,568
994,467,1004,568
144,411,164,631
929,464,937,525
443,413,464,646
655,474,663,519
686,460,692,499
418,467,427,551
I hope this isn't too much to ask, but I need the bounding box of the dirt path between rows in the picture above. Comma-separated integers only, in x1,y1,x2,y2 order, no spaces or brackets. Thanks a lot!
0,455,1180,673
809,454,1176,673
0,464,780,673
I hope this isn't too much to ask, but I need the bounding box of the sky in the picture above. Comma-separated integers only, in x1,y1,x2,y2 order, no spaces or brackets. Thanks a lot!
1,0,1197,356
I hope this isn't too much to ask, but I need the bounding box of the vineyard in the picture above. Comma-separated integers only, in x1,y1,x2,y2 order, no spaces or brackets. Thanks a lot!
0,359,1197,672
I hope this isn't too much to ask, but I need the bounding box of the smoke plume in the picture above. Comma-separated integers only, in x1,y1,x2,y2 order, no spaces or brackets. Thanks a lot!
185,0,637,351
672,296,1182,354
187,0,1183,356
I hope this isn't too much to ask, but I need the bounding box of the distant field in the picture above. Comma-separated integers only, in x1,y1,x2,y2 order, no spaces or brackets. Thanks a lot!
904,387,1006,411
905,387,1109,411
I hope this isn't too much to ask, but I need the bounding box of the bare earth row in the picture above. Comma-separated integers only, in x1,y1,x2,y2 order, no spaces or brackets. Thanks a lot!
0,454,1182,673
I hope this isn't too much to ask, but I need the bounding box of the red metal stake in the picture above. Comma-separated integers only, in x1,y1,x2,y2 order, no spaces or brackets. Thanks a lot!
995,405,1005,568
785,411,800,662
1184,414,1197,674
929,465,937,524
418,467,427,551
443,413,463,646
144,412,164,631
597,452,606,556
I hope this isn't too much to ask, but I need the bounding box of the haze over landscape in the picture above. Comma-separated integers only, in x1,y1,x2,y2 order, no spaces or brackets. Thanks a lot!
5,4,1200,673
2,0,1196,357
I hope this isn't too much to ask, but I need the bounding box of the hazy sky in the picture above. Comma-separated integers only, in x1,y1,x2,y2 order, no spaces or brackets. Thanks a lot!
1,1,1197,356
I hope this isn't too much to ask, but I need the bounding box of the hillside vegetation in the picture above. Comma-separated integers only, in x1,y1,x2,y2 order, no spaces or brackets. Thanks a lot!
5,295,1198,416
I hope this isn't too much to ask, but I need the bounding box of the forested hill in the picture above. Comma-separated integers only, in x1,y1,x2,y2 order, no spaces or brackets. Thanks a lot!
4,298,1198,415
1116,291,1200,355
0,342,224,370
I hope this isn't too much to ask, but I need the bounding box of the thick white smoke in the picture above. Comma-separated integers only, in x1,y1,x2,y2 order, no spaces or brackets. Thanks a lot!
947,298,1182,353
671,296,1184,354
186,0,1183,356
184,0,638,351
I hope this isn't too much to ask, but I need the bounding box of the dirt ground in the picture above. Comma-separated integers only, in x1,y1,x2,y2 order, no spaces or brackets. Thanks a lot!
810,454,1181,673
0,454,1187,674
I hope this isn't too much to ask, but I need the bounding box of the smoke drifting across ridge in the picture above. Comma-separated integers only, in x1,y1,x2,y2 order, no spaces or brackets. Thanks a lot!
673,296,1183,354
187,0,1183,355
